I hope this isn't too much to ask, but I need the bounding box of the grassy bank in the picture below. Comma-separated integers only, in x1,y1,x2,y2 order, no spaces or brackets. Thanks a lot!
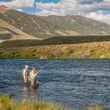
0,96,69,110
0,96,107,110
0,41,110,59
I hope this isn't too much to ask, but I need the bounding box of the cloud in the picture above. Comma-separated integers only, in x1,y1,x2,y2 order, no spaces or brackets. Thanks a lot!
2,0,33,9
1,0,110,14
62,0,80,15
1,0,110,24
62,0,110,14
35,9,61,16
35,2,63,10
34,0,110,15
86,12,110,24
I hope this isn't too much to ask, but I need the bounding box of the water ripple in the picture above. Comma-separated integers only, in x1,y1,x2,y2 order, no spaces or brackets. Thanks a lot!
0,59,110,109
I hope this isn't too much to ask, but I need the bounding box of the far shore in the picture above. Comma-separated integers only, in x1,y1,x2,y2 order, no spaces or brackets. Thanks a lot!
0,41,110,59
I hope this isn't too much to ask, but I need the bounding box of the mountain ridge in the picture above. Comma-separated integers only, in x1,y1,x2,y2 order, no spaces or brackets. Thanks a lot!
0,7,110,40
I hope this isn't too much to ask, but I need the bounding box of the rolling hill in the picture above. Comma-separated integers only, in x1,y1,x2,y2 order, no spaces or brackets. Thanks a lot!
0,6,110,40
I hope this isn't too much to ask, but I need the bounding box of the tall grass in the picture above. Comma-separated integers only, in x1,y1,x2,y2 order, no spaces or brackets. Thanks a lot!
0,96,70,110
0,96,107,110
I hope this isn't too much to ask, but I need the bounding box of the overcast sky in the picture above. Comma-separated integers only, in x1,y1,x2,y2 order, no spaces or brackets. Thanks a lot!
0,0,110,24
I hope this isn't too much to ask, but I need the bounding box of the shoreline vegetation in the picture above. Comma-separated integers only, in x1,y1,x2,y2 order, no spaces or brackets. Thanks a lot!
0,96,107,110
0,39,110,59
0,96,69,110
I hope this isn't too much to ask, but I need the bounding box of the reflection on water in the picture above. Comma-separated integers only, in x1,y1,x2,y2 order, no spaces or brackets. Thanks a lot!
22,86,30,100
21,86,39,101
0,59,110,109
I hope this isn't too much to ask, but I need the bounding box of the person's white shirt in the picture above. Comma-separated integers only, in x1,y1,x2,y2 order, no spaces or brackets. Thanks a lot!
23,65,29,83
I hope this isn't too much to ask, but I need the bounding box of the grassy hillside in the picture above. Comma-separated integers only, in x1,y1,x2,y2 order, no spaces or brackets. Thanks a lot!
0,19,37,41
1,9,110,39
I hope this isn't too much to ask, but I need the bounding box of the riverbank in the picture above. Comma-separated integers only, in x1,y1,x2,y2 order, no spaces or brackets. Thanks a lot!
0,96,106,110
0,41,110,59
0,96,70,110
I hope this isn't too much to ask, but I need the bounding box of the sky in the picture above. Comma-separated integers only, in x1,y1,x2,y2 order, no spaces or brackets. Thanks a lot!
0,0,110,24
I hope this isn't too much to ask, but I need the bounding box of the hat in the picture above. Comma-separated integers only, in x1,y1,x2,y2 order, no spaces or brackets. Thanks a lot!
25,65,29,69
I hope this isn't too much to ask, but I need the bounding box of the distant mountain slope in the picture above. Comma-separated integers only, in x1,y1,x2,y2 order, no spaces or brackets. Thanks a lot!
0,7,110,40
0,18,37,42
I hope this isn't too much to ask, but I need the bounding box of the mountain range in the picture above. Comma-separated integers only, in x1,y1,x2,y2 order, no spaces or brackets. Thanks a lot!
0,5,110,42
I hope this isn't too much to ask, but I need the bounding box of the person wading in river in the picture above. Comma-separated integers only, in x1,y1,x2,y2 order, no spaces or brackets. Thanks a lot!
23,65,30,85
30,67,39,89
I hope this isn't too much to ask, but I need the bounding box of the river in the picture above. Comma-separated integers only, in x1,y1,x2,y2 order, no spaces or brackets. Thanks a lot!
0,59,110,109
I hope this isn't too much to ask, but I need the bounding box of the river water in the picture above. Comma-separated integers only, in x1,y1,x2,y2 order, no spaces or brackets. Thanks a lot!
0,59,110,109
